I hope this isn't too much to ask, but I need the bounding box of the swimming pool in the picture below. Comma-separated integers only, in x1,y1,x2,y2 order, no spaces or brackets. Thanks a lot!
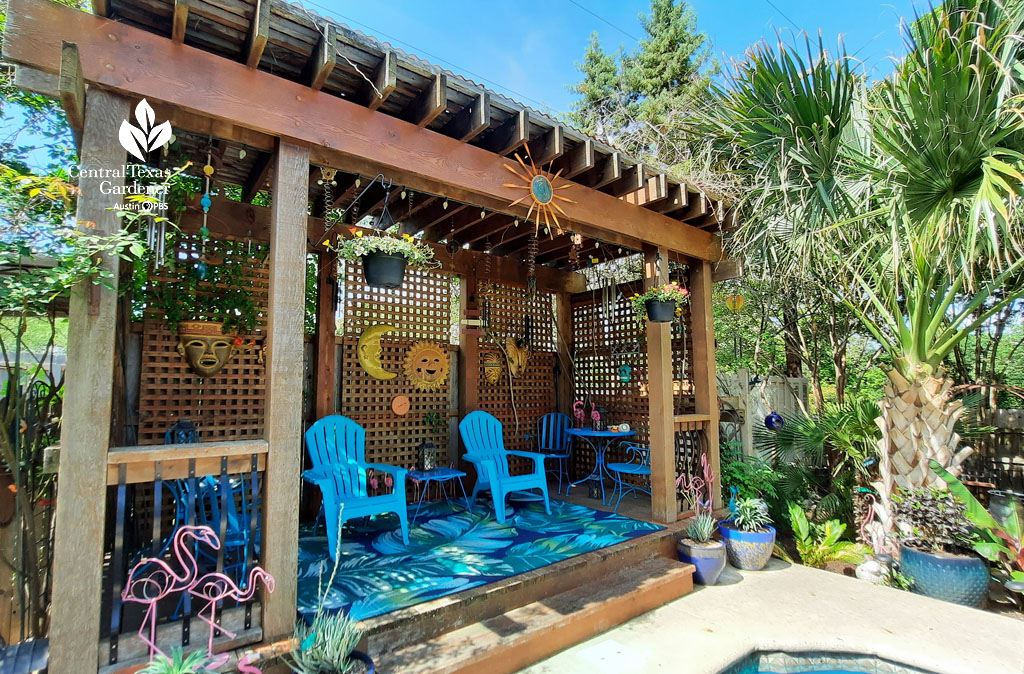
720,650,936,674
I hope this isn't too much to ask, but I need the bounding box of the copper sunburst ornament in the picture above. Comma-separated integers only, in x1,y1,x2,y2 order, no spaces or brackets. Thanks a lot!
503,145,575,236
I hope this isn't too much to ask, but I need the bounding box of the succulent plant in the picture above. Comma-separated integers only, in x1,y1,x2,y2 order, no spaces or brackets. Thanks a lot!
686,512,717,544
894,488,975,553
733,497,772,532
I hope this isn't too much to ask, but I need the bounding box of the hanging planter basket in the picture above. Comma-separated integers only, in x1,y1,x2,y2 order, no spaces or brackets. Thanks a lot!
645,299,677,323
362,252,407,289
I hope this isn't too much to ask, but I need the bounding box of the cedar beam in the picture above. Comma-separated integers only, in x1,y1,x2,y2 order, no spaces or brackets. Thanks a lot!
304,23,337,92
172,0,190,43
645,245,677,523
58,41,84,152
90,0,107,17
484,109,529,156
3,0,720,260
245,0,270,68
361,50,397,111
49,88,130,674
602,162,646,197
688,258,721,510
532,124,564,167
550,139,595,179
404,72,447,128
441,89,490,142
579,151,621,189
242,150,273,203
261,140,310,639
654,182,687,214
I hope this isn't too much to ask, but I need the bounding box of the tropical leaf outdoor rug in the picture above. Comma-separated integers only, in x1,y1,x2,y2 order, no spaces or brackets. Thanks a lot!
296,498,663,621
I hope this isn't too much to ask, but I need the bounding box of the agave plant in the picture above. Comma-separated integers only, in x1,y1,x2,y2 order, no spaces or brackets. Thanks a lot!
703,0,1024,546
137,648,222,674
686,512,717,544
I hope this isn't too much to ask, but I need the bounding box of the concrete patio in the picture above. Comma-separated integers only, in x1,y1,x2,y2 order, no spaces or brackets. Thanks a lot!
520,559,1024,674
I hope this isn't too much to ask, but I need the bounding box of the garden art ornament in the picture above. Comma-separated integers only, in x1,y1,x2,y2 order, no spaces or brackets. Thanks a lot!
357,324,398,380
482,351,504,385
176,321,237,376
404,341,451,391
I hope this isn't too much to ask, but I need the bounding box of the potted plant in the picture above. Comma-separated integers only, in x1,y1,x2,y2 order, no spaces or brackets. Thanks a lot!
286,510,374,673
630,282,689,323
677,512,727,585
137,648,222,674
893,483,989,607
719,497,776,570
147,243,259,376
333,231,438,289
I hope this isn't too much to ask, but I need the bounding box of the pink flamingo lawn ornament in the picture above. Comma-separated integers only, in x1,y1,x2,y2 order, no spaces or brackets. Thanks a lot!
121,525,221,659
189,566,275,654
573,401,586,428
589,402,601,430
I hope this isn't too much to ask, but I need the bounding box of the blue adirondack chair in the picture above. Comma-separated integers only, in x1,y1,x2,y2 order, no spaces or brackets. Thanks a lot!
459,410,551,524
607,442,652,513
536,412,573,494
302,415,409,557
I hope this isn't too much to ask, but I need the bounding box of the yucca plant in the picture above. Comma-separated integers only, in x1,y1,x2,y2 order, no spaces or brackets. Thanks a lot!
703,0,1024,549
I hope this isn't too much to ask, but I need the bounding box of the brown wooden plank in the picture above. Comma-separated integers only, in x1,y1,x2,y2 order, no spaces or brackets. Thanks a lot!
107,453,267,485
654,182,687,214
261,140,310,639
404,71,447,128
314,249,338,417
712,258,743,282
107,439,269,463
58,41,84,151
245,0,270,68
361,50,397,111
688,258,721,509
172,0,190,42
49,88,130,674
645,245,676,523
550,139,594,179
579,151,621,189
3,0,721,261
441,89,490,142
304,23,337,91
242,149,273,202
602,162,646,197
484,109,529,156
90,0,107,17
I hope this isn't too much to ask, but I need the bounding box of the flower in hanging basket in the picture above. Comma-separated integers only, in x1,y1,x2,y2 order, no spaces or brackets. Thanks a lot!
630,283,690,323
332,232,440,269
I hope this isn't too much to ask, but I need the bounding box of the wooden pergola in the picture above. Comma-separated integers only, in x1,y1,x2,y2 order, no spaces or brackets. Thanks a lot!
5,0,729,670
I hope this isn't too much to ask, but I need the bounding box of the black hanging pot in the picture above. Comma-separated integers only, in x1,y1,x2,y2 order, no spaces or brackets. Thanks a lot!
362,253,407,289
645,299,676,323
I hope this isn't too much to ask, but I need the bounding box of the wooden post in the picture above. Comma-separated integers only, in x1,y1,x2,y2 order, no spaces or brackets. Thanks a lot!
261,139,310,639
49,89,129,674
313,250,337,418
689,259,721,509
644,246,677,523
457,273,480,460
555,292,574,414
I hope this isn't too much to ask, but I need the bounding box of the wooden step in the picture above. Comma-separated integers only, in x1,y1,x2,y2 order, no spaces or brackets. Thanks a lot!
373,556,694,674
362,524,683,656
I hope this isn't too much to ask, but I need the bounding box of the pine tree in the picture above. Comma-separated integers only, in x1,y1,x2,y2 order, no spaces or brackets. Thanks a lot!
567,32,623,139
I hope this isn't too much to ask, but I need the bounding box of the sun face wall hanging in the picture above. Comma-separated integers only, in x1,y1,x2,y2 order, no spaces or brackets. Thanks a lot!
503,144,575,237
404,341,451,392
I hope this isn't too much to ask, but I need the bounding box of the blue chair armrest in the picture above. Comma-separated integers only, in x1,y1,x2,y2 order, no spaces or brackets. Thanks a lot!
301,465,335,484
506,450,547,474
363,462,408,479
463,454,501,484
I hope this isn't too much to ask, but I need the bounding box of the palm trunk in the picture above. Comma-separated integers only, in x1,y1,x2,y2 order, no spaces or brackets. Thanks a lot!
865,369,974,553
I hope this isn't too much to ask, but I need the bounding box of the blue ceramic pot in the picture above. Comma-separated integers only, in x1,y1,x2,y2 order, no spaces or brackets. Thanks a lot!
677,538,727,585
719,522,776,570
350,650,375,673
899,544,989,608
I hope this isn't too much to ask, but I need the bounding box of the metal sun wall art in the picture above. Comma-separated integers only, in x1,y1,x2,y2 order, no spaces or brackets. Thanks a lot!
503,144,575,237
404,341,451,391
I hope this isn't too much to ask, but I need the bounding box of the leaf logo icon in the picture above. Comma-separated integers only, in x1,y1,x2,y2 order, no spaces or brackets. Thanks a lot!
118,99,172,161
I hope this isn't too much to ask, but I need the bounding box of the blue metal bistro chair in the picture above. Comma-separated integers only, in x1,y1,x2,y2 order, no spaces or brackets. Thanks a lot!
303,415,410,558
607,442,651,513
536,412,573,494
459,410,551,524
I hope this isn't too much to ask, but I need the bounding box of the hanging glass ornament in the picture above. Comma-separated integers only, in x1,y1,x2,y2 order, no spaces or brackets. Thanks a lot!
203,164,214,176
200,193,212,212
195,259,209,280
238,147,247,160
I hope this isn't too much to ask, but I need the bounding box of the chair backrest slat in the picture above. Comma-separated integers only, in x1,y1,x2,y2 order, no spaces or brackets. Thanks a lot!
537,412,571,453
305,415,369,498
459,411,510,478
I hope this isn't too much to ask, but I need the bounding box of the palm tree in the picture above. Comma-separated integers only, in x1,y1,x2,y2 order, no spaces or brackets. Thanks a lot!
704,0,1024,541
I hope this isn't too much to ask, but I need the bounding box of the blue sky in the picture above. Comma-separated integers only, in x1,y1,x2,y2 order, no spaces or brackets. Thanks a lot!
303,0,923,115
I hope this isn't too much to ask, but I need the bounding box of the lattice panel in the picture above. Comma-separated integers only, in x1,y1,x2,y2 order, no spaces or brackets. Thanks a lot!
338,260,455,469
477,282,557,473
137,235,269,444
569,279,695,479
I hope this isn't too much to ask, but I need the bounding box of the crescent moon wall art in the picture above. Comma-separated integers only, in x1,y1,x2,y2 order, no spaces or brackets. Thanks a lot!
357,324,398,380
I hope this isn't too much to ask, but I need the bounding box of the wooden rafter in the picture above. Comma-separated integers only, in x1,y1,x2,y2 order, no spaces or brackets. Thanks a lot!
245,0,270,68
172,0,190,43
483,109,528,156
360,50,397,111
602,162,646,197
549,139,594,179
242,150,274,202
532,124,564,166
404,71,447,128
304,23,337,92
578,151,621,189
58,41,83,152
441,89,490,142
458,213,515,246
654,182,687,214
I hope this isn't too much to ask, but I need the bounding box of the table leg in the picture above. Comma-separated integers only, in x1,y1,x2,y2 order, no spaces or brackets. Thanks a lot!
458,477,472,513
412,479,429,522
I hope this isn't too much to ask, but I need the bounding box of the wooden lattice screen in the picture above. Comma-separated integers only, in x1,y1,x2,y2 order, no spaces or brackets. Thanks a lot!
338,262,456,468
476,281,557,468
569,278,696,480
137,234,269,444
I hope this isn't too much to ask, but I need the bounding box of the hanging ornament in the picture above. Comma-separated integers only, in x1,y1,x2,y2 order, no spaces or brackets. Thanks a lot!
618,364,632,383
238,146,247,160
442,199,449,210
502,142,575,238
400,190,407,200
725,294,746,314
195,259,209,280
200,193,212,212
203,164,214,176
765,412,785,430
404,341,451,391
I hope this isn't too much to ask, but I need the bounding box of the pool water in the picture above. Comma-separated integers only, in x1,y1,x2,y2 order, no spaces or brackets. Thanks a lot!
721,651,935,674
